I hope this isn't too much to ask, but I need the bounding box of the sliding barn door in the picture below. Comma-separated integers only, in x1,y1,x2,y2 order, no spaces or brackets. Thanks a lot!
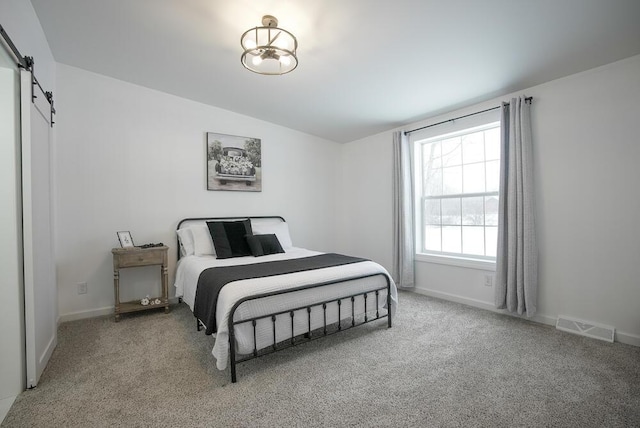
21,69,57,388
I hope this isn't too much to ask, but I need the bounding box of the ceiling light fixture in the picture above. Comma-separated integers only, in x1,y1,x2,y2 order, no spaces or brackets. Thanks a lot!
240,15,298,75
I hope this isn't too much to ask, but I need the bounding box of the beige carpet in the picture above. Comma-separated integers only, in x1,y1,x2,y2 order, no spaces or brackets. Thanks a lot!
3,291,640,427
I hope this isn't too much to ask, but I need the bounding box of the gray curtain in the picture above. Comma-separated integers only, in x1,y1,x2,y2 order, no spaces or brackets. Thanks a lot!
494,96,537,316
392,131,415,288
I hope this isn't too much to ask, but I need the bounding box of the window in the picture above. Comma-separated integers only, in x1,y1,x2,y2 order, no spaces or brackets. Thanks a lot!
414,122,500,263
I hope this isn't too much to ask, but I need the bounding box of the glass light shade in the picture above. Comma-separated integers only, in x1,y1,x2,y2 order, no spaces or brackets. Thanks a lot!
240,16,298,75
279,55,291,66
272,37,290,50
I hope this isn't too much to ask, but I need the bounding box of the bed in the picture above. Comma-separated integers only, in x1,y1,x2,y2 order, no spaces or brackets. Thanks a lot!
173,216,398,382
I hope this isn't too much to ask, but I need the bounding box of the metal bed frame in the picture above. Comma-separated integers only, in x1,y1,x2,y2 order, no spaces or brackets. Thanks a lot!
177,216,392,383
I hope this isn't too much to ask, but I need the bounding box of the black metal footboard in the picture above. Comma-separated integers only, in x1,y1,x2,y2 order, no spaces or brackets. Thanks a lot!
226,272,392,383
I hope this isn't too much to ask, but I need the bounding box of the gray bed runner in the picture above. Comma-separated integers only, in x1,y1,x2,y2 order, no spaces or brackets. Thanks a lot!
194,253,367,334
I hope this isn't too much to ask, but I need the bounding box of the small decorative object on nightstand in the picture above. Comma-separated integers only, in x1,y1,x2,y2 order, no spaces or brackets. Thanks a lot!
111,245,169,321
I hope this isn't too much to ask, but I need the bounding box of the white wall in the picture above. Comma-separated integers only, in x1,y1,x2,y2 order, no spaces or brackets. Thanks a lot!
336,131,393,271
337,54,640,345
0,0,56,418
55,64,341,320
0,0,55,90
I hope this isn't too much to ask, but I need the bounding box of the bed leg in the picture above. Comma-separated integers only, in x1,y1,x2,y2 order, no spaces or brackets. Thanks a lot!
387,277,392,328
229,322,238,383
197,319,202,331
230,328,237,383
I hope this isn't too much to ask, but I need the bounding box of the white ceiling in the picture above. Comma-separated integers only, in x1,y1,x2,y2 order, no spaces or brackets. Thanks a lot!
30,0,640,143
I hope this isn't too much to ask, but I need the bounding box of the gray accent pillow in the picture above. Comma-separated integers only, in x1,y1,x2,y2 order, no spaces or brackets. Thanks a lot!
245,234,285,257
206,219,253,259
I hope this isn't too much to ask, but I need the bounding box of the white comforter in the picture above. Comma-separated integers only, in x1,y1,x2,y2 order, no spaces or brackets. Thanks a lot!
174,248,398,370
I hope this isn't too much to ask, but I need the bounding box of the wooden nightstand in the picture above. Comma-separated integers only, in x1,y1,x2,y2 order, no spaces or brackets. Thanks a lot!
111,246,169,321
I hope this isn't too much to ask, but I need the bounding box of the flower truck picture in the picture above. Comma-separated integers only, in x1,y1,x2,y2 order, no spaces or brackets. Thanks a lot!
215,147,256,185
207,133,262,192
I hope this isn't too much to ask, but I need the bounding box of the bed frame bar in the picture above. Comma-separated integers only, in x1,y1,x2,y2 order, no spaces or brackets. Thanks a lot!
227,272,392,383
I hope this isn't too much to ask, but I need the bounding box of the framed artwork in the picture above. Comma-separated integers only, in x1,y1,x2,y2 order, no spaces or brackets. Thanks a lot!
117,231,135,248
206,132,262,192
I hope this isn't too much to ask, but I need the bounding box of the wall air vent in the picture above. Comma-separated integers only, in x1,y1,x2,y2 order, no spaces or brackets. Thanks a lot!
556,315,615,343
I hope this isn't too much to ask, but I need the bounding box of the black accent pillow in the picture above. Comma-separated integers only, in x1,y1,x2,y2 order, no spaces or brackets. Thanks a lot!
206,219,253,259
245,234,285,257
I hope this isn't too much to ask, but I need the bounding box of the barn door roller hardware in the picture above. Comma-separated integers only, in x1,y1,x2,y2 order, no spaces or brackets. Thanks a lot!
1,24,56,127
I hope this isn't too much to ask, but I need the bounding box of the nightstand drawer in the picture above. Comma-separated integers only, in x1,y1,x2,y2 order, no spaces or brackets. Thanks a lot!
114,248,165,268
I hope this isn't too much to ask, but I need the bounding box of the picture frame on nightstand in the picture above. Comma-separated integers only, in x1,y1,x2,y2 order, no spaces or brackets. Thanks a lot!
116,231,135,248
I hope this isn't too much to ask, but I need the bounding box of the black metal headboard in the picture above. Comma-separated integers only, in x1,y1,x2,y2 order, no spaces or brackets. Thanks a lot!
175,216,286,260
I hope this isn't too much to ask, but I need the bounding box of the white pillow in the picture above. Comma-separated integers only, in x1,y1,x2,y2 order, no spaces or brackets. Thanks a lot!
252,221,293,249
176,227,195,257
190,224,216,256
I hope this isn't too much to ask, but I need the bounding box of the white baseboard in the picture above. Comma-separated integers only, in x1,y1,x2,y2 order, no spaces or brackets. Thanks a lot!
411,287,639,347
413,287,556,327
614,331,640,347
57,297,182,324
0,396,16,425
58,306,114,324
412,287,496,311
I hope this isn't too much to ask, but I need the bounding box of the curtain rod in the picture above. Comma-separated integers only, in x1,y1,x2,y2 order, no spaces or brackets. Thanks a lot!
404,96,533,136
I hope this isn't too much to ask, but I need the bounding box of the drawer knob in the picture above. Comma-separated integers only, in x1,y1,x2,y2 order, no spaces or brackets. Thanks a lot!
138,257,144,261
